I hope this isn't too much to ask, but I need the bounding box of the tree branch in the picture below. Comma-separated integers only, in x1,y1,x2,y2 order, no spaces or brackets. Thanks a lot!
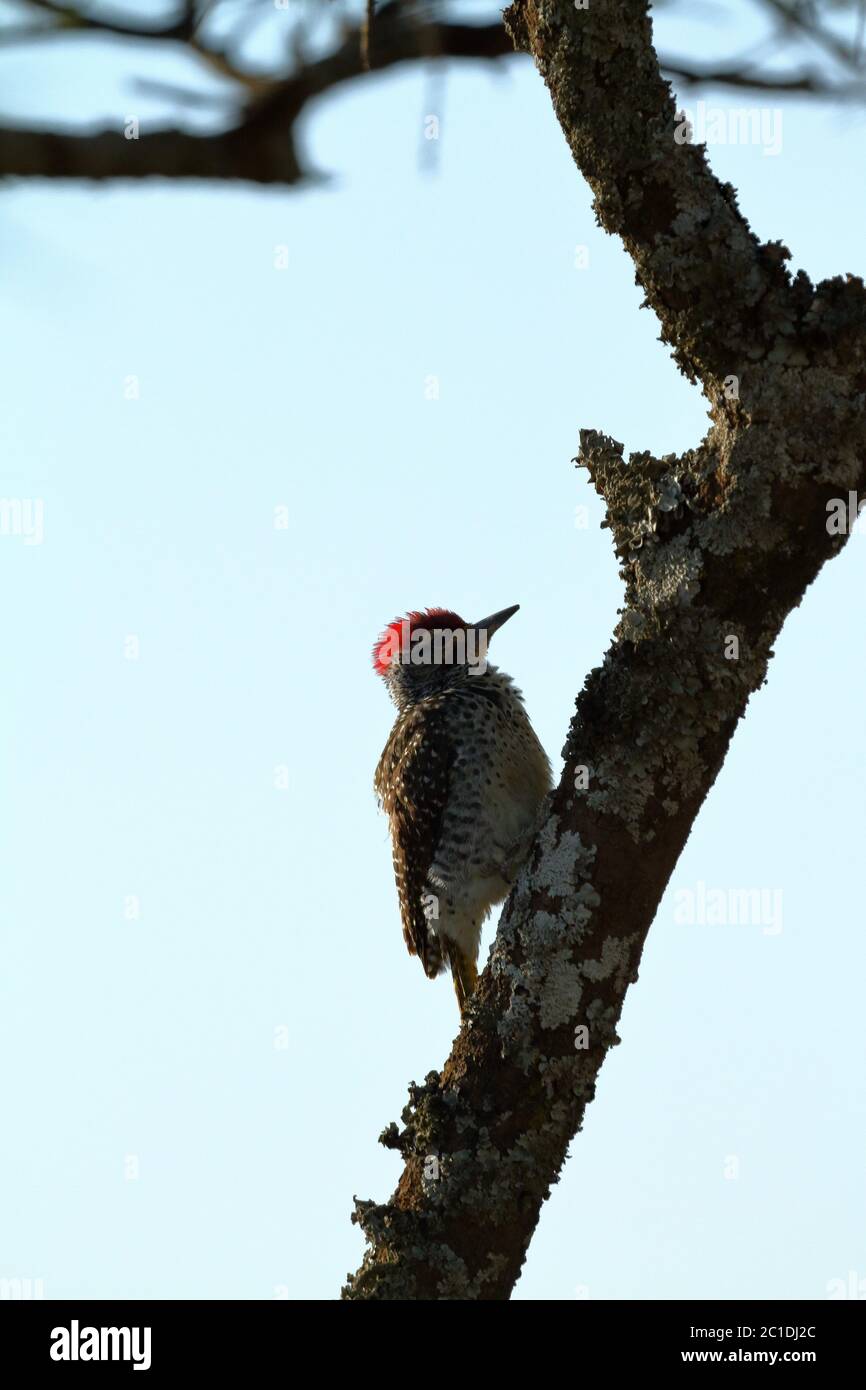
509,0,803,391
4,3,866,185
18,0,198,41
0,11,512,185
661,57,866,96
343,0,866,1301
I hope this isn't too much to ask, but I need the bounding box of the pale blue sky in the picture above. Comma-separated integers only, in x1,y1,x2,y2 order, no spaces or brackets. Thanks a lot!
1,2,864,1300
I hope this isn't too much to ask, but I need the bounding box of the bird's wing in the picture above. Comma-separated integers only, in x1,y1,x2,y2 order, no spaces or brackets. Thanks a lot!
374,704,453,978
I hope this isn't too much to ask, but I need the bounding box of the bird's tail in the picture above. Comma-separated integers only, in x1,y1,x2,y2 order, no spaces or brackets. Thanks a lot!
447,947,478,1018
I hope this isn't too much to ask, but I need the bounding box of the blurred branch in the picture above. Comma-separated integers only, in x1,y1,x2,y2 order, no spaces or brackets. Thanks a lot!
16,0,199,41
0,6,512,183
763,0,863,69
2,0,866,185
362,0,375,71
662,56,866,95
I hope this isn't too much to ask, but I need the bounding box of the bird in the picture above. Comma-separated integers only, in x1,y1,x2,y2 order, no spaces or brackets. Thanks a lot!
373,605,552,1016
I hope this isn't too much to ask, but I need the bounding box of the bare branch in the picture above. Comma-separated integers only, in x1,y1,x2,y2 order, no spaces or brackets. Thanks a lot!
0,12,511,183
506,0,803,391
343,0,866,1302
5,2,866,187
763,0,865,70
661,57,866,95
18,0,198,42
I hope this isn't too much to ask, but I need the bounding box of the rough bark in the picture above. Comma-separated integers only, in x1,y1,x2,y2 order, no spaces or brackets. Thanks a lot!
343,0,866,1300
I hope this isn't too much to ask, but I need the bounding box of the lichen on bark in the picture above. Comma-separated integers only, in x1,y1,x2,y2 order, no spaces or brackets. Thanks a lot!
344,0,866,1301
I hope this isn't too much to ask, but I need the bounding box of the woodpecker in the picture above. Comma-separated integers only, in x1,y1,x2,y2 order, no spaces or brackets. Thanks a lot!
373,605,552,1015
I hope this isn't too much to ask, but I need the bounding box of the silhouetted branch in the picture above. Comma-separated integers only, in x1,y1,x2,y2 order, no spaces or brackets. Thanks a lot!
0,8,512,183
4,1,866,186
343,0,866,1301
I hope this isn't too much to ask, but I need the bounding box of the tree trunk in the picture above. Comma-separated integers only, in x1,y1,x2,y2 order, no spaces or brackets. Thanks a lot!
343,0,866,1300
